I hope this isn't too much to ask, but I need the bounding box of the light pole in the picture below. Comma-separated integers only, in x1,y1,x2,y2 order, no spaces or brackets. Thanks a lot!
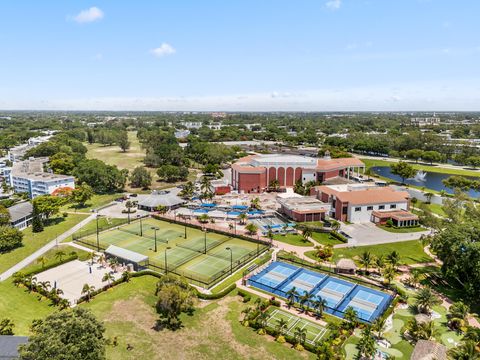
226,247,233,274
151,226,159,252
203,228,207,254
164,246,171,274
96,214,102,251
138,215,143,237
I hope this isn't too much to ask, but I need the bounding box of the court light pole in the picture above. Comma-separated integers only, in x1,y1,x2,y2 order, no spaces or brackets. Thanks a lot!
226,247,233,274
151,226,159,252
203,228,207,254
164,246,171,274
138,215,143,237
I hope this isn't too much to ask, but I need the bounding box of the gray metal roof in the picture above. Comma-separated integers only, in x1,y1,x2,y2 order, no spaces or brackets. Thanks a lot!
0,336,29,359
138,193,185,208
7,202,33,223
105,245,148,263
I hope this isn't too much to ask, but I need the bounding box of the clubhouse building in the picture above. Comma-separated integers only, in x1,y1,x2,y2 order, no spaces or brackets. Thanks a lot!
230,153,365,194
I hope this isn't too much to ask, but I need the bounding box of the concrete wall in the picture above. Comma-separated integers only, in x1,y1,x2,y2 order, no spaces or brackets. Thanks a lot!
347,202,408,223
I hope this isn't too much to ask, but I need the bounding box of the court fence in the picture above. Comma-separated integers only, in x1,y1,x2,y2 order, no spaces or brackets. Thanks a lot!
71,217,143,241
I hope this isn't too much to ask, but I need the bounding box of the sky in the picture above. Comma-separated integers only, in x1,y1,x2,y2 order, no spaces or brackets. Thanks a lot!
0,0,479,111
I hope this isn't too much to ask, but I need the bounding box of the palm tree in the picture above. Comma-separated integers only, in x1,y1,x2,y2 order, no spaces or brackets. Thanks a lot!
374,254,385,271
108,257,118,272
102,272,115,287
241,307,253,322
356,326,377,359
87,251,96,265
299,291,313,314
301,227,313,243
331,220,341,232
25,275,37,293
276,318,288,337
312,296,328,319
359,251,372,273
36,256,47,269
269,179,280,192
449,341,480,360
244,223,258,236
266,228,274,245
256,311,269,331
49,288,64,305
418,320,438,341
250,197,261,210
343,306,358,329
386,250,400,269
38,280,51,293
286,287,299,308
293,326,307,346
448,301,470,330
198,213,210,224
81,283,95,302
55,250,66,262
200,176,212,199
414,287,441,314
382,264,396,285
372,317,387,339
238,213,248,225
408,269,423,288
58,298,70,310
121,271,132,283
180,181,195,199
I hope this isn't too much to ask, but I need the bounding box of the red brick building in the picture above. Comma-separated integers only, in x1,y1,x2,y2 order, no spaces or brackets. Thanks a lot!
231,154,364,194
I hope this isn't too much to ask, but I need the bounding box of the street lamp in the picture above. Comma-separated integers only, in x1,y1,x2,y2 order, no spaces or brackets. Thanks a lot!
226,247,233,274
164,246,171,274
137,215,143,237
151,226,159,252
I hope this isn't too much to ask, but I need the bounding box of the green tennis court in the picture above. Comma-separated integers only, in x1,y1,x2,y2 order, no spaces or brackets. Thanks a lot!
266,308,328,345
75,217,269,287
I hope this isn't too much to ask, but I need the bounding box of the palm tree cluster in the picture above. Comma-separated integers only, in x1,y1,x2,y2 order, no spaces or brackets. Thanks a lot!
285,287,328,319
447,301,470,331
413,287,441,315
12,272,69,309
449,327,480,359
403,318,438,342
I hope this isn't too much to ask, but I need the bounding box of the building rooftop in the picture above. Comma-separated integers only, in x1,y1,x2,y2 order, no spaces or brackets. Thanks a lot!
278,196,330,213
0,336,29,360
317,185,410,205
372,209,419,221
7,201,33,223
410,340,447,360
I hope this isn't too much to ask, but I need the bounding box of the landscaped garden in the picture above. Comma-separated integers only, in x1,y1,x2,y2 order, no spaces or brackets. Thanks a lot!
273,233,313,247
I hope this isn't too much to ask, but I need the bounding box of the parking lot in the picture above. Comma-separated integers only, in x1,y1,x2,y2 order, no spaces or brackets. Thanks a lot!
338,222,430,247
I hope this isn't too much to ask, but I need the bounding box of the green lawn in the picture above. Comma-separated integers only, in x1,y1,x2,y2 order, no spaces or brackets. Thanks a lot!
82,275,314,360
62,193,125,212
333,240,433,265
361,158,480,177
0,214,89,274
273,233,313,247
311,232,344,246
413,201,446,217
21,245,92,274
75,217,126,235
0,280,54,335
378,225,426,233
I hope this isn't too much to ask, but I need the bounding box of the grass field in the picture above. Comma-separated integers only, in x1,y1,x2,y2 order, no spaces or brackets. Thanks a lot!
311,232,344,246
76,218,266,286
273,234,313,247
85,131,198,192
81,276,314,360
332,240,433,265
0,214,89,274
62,193,125,213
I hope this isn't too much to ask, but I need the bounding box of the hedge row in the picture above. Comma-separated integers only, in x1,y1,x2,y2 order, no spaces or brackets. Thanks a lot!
330,231,348,243
196,284,236,300
22,254,79,277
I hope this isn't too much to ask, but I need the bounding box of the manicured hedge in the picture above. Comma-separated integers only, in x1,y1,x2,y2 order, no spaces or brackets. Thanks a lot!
22,254,79,276
330,231,348,243
196,284,236,300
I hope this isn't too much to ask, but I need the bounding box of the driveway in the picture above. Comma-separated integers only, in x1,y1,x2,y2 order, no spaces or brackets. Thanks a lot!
336,222,430,247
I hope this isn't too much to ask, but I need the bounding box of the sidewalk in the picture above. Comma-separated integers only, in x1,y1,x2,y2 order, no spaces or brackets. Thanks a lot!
0,214,96,281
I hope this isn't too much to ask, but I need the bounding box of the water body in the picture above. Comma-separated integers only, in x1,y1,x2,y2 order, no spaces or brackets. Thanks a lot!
371,166,480,198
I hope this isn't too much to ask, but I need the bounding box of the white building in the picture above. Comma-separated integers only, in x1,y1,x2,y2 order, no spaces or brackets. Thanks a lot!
9,158,75,198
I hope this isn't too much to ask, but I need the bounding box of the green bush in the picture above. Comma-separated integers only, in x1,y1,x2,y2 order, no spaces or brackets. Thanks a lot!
196,284,236,299
330,231,347,243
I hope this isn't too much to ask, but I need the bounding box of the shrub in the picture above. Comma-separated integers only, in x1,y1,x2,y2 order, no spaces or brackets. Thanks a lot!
195,284,236,299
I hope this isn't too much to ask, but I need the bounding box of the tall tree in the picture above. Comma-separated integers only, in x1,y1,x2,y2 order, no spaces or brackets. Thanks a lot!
117,131,130,152
18,308,106,360
390,161,417,184
129,167,152,189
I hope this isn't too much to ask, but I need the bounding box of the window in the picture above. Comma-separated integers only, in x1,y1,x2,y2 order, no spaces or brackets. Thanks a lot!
355,207,361,212
379,205,385,210
367,206,373,211
342,207,348,215
390,204,397,209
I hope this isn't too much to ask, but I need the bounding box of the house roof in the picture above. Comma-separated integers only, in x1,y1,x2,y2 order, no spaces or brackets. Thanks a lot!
410,340,447,360
7,201,33,223
372,209,419,221
317,185,410,205
278,196,330,213
0,336,29,360
335,258,357,270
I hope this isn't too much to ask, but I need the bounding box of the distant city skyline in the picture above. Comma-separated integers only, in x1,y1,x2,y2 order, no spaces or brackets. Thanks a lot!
1,1,479,111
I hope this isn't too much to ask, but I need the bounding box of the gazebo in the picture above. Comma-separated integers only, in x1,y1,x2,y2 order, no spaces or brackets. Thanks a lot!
335,258,357,274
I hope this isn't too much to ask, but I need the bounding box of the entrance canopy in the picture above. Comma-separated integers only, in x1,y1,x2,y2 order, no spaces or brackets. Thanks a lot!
105,245,148,264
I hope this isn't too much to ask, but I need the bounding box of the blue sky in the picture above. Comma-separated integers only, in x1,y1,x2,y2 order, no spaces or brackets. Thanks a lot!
1,0,479,111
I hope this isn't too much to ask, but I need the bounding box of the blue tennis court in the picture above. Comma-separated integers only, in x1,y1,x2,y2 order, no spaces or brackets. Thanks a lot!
248,261,393,323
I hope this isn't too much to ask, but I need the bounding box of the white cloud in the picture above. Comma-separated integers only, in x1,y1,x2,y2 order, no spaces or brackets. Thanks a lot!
325,0,342,10
73,7,104,24
150,43,176,58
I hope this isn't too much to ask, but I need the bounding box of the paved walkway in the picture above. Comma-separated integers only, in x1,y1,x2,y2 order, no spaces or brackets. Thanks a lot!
0,214,96,281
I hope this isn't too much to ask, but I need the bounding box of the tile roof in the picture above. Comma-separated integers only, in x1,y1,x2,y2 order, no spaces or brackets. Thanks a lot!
317,185,410,205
